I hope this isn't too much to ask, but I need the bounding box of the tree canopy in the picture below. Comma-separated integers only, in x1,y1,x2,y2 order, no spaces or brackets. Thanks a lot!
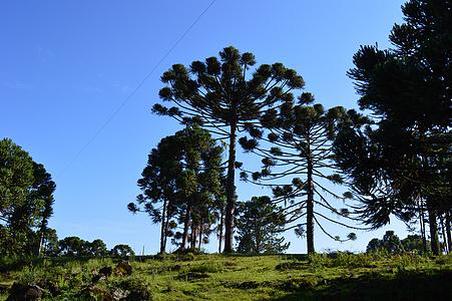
0,138,56,256
153,46,305,252
129,125,224,253
239,101,362,253
235,196,289,254
334,0,451,255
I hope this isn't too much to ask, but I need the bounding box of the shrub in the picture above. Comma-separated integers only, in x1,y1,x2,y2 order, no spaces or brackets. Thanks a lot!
188,262,222,273
308,253,332,268
114,277,152,301
330,252,374,268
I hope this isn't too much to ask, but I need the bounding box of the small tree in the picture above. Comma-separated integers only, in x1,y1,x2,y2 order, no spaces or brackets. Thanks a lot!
111,244,135,258
58,236,89,256
88,239,108,257
402,234,431,254
366,238,383,253
366,231,404,254
41,228,59,256
153,46,304,252
235,196,289,254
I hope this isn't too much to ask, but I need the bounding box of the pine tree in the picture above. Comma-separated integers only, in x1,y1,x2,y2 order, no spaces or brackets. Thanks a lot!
152,46,304,252
0,138,56,256
128,125,223,253
235,196,289,254
239,99,361,253
336,0,451,255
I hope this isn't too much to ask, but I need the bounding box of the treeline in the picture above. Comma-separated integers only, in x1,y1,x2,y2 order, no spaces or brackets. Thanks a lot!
48,236,135,258
129,0,451,255
366,231,431,255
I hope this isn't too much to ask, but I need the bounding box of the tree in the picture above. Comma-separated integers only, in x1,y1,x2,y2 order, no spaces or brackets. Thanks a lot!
239,101,361,253
0,138,34,226
41,228,59,256
0,138,56,256
57,237,109,257
110,244,135,258
381,231,404,254
235,196,289,254
31,162,56,256
58,236,89,256
88,239,108,257
402,234,431,254
129,125,223,253
336,0,451,255
366,238,383,253
367,231,413,254
153,46,304,252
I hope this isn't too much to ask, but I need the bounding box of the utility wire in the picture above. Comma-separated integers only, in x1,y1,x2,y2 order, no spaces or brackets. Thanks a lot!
58,0,217,176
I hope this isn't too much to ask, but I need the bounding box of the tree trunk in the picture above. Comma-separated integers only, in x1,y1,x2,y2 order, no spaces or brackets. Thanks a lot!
427,200,440,255
198,223,203,250
159,199,168,254
190,221,198,251
36,213,50,257
306,154,315,254
224,121,237,253
218,209,224,253
181,205,191,251
440,214,447,253
418,199,427,253
446,211,452,254
255,221,260,254
163,217,169,252
37,231,45,257
190,224,193,250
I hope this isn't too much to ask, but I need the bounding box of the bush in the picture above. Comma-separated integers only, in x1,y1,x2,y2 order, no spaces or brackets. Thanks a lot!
330,252,374,268
307,253,332,268
114,277,152,301
188,262,222,273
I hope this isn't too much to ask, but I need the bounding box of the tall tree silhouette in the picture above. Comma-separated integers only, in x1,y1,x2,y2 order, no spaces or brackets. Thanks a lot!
153,46,304,252
239,99,361,253
335,0,451,255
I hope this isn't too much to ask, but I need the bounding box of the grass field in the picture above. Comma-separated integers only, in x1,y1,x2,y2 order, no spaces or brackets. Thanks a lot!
1,252,452,300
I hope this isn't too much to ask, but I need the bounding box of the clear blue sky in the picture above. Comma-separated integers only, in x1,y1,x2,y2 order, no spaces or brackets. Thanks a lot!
1,0,409,254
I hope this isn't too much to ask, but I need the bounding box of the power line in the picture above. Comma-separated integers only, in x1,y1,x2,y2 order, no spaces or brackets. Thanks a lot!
58,0,217,176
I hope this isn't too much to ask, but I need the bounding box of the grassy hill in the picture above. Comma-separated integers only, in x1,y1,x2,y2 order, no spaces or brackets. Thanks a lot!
1,252,452,300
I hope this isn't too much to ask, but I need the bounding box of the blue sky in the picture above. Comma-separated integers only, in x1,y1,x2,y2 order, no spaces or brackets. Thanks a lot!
1,0,409,254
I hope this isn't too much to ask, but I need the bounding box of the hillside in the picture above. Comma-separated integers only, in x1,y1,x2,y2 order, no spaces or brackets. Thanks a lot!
1,253,452,300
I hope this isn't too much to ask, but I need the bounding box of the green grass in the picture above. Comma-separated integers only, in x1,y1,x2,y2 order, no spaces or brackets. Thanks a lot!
1,253,451,300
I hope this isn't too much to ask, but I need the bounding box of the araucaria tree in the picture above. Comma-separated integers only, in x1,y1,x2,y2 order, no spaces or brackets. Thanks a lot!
239,98,362,253
235,196,289,254
0,138,56,256
334,0,451,255
152,46,304,252
128,125,223,253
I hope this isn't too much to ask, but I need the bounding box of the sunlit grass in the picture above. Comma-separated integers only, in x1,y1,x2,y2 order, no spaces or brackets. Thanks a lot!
1,253,451,300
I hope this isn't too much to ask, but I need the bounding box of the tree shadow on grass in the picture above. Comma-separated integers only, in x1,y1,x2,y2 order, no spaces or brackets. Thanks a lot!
272,269,452,301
